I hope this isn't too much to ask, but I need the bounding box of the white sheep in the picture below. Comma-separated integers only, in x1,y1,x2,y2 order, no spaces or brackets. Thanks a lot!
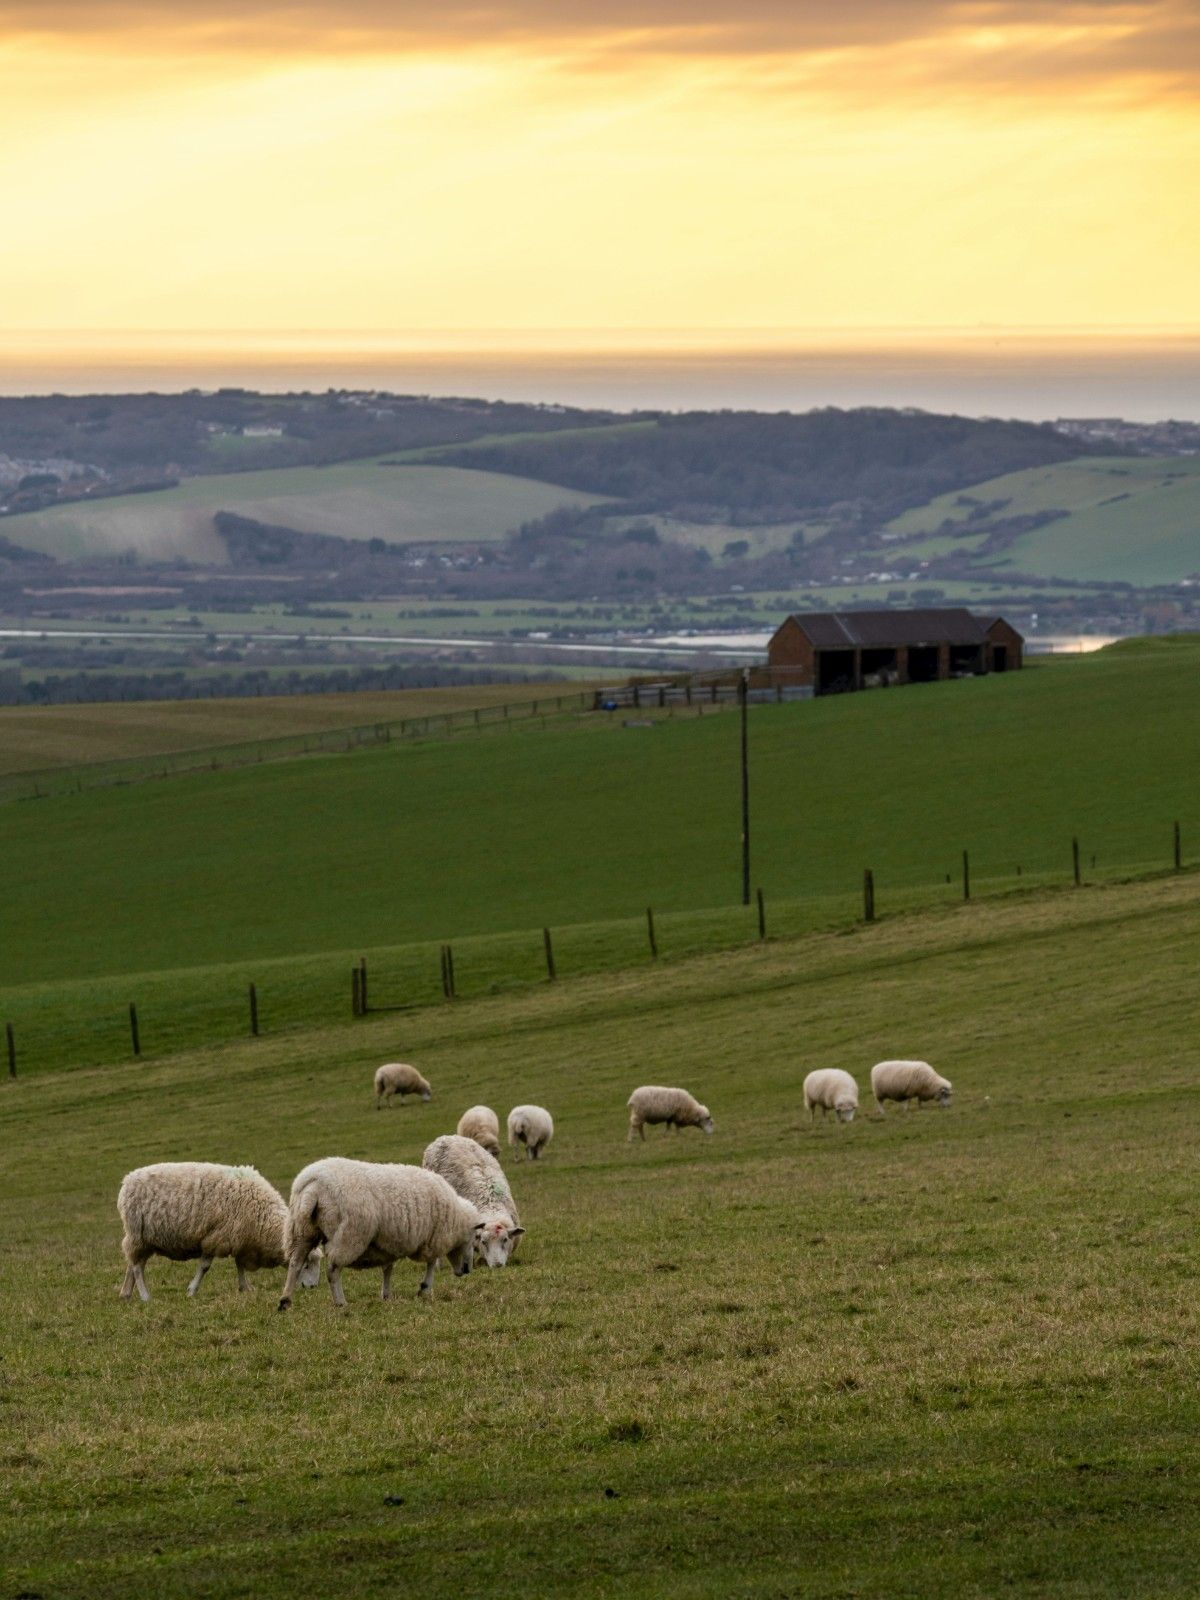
803,1068,860,1124
423,1134,524,1267
456,1104,502,1157
117,1162,320,1303
374,1061,432,1108
278,1158,483,1308
507,1104,554,1161
870,1059,953,1113
626,1085,714,1142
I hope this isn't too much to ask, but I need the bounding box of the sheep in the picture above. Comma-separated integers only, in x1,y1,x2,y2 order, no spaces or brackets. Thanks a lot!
456,1104,502,1158
626,1085,713,1142
117,1162,321,1303
423,1134,525,1267
803,1068,859,1124
870,1059,953,1113
278,1158,483,1308
374,1061,432,1108
507,1104,554,1161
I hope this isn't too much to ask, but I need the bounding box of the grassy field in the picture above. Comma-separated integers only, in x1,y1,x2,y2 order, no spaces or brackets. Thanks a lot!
885,456,1200,583
0,681,583,775
3,871,1199,1597
2,642,1196,992
5,461,609,563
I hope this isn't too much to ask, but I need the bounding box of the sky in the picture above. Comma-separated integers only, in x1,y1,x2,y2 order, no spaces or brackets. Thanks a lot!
0,2,1197,340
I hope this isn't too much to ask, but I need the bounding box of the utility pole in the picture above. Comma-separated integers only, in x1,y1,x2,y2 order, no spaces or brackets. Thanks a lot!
740,667,751,906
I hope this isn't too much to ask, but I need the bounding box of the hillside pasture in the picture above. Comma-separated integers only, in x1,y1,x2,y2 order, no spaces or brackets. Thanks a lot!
3,873,1199,1597
886,456,1200,583
4,461,609,564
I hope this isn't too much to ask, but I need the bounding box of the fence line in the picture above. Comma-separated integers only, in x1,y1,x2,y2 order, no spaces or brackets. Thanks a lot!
3,823,1189,1079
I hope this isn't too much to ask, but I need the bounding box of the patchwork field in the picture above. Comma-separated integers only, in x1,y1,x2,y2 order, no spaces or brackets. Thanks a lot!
886,456,1200,583
5,460,609,562
3,872,1199,1598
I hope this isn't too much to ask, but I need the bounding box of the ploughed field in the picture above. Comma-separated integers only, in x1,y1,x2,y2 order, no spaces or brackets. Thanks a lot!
3,873,1199,1598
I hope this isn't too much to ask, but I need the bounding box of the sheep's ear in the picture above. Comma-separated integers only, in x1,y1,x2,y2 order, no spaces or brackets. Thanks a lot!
508,1226,526,1237
473,1221,487,1237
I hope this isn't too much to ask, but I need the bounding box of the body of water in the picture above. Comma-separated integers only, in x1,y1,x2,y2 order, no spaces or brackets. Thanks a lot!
1,332,1197,422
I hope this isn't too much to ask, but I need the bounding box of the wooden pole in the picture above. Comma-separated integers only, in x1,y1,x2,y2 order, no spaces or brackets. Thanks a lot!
1072,837,1081,887
863,869,875,923
740,668,751,907
360,958,368,1013
446,944,456,999
249,983,259,1037
543,927,556,982
647,906,658,959
1174,820,1182,871
962,849,970,902
757,887,766,940
129,1003,141,1057
439,945,449,999
5,1022,14,1079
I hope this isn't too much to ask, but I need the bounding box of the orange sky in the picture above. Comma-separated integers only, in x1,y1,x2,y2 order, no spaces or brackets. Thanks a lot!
1,2,1196,338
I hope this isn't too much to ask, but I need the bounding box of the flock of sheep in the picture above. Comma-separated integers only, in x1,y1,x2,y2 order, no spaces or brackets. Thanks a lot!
116,1057,949,1308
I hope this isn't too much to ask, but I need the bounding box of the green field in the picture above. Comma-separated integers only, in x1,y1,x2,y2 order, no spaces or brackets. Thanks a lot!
5,461,609,563
1,641,1196,1001
886,456,1200,583
4,871,1200,1597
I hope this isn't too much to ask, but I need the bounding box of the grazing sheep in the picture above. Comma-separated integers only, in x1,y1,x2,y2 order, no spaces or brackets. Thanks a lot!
456,1104,502,1158
374,1061,432,1108
507,1104,554,1161
423,1135,524,1267
117,1162,320,1303
870,1059,953,1113
278,1158,483,1308
803,1068,859,1124
626,1085,714,1142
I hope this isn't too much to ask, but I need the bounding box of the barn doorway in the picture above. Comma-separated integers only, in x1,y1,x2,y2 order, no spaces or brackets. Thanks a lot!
817,650,855,694
993,645,1009,672
907,645,940,682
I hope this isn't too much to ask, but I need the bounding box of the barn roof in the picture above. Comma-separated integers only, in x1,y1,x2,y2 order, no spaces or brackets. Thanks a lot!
782,607,991,649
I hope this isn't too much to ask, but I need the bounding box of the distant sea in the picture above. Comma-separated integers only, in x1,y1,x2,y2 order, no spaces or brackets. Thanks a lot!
1,332,1198,421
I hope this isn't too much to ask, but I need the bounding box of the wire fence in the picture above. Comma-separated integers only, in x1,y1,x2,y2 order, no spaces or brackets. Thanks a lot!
3,821,1192,1081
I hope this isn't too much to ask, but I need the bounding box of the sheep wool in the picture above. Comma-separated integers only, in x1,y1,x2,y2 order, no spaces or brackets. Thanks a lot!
423,1134,524,1267
374,1061,432,1107
870,1059,953,1112
278,1158,483,1308
456,1105,502,1158
117,1161,320,1303
507,1104,554,1161
627,1085,714,1142
803,1068,860,1124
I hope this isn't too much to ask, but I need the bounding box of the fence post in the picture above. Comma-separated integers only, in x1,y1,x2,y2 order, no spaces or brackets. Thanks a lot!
543,927,556,982
249,983,259,1037
5,1022,14,1079
129,1003,141,1058
1174,820,1181,871
757,887,766,940
445,944,456,999
647,906,658,959
1072,837,1081,887
439,946,449,999
351,967,362,1017
360,958,368,1013
962,849,970,902
863,869,875,923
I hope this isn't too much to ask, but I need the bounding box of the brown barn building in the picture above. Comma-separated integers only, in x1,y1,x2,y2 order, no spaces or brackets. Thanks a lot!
767,608,1023,695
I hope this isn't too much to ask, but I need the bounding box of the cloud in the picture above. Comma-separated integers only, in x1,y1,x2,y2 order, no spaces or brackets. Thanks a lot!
1,1,1197,97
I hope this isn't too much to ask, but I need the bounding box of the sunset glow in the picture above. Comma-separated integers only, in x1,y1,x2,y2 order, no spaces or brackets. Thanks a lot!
2,2,1197,337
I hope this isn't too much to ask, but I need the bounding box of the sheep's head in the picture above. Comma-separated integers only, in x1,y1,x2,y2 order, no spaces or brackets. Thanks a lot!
420,1088,432,1102
451,1221,487,1275
698,1107,714,1134
476,1217,526,1268
835,1100,857,1123
937,1082,953,1106
298,1247,322,1289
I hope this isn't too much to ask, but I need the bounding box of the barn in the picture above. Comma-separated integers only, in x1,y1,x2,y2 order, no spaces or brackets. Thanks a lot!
767,608,1023,695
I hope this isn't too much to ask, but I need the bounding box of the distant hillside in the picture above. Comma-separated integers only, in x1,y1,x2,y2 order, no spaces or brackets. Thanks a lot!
438,409,1088,525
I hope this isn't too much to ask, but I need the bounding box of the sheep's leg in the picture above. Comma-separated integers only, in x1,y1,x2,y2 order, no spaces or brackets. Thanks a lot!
327,1263,347,1308
417,1260,436,1297
119,1264,137,1300
380,1264,394,1301
132,1262,151,1303
626,1118,638,1143
187,1257,213,1296
236,1262,250,1292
